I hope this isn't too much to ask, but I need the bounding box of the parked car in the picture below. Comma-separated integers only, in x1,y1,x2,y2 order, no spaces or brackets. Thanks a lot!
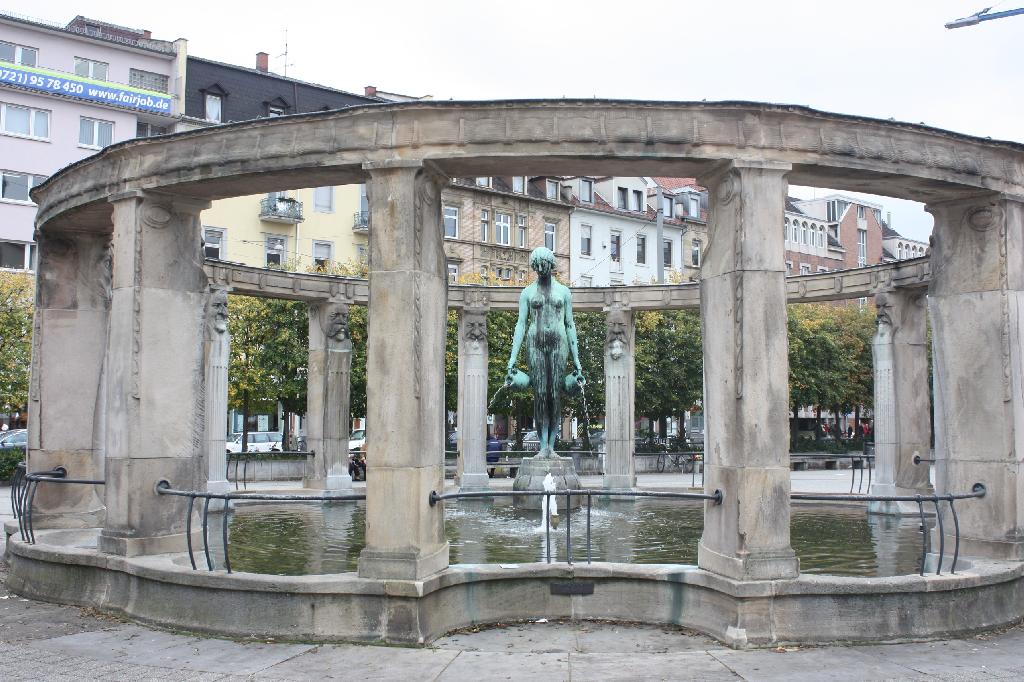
0,429,26,458
349,428,366,452
349,450,366,481
226,431,283,454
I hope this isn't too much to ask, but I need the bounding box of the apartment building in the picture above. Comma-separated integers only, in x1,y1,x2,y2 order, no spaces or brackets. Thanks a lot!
442,177,572,284
0,12,184,270
567,176,709,287
791,194,887,273
189,53,379,270
881,220,929,261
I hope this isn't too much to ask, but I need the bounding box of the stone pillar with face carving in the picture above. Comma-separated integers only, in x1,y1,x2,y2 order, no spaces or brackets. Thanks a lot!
697,161,799,582
357,161,450,580
304,298,353,490
204,286,231,496
927,194,1024,560
28,231,112,528
457,301,490,491
603,301,636,490
867,289,933,516
98,191,211,557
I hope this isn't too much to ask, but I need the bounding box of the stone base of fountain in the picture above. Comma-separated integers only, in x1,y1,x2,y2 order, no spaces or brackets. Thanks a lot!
513,454,582,509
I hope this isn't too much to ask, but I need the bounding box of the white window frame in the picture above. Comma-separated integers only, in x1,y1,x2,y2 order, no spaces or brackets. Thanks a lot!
205,94,223,123
0,240,35,271
636,234,647,264
546,179,559,200
617,187,628,210
0,102,49,141
544,221,556,251
0,170,46,204
817,266,829,273
495,212,511,246
609,231,622,263
691,239,701,267
313,186,335,213
447,262,459,284
267,105,286,117
785,260,793,275
203,227,226,260
857,205,866,219
580,224,592,257
265,235,287,267
129,68,169,93
784,219,789,242
689,196,700,218
800,263,811,275
356,244,368,263
661,195,672,217
312,240,334,269
475,177,491,188
479,209,490,242
517,214,527,248
444,206,459,238
79,116,113,149
512,176,526,194
857,228,867,266
0,41,37,66
631,190,643,212
74,56,109,81
663,239,673,268
580,179,594,203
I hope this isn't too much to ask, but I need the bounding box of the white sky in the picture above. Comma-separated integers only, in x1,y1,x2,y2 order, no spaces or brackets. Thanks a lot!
15,0,1024,242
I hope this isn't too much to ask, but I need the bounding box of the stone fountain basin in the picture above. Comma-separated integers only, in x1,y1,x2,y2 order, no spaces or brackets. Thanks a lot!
7,526,1024,649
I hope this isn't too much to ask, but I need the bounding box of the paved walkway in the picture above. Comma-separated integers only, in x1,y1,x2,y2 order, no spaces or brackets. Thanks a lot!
0,559,1019,682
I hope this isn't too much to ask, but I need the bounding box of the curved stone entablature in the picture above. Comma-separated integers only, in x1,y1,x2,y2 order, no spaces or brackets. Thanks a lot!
206,256,929,308
32,99,1024,233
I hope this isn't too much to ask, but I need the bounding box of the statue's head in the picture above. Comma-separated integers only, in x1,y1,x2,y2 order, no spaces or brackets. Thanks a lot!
209,289,229,334
529,247,556,276
323,301,349,342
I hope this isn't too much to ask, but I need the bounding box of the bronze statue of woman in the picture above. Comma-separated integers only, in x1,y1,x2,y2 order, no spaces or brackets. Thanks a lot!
506,247,585,457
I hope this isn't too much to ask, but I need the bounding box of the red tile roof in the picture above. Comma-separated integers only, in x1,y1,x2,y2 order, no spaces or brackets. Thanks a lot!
651,177,703,192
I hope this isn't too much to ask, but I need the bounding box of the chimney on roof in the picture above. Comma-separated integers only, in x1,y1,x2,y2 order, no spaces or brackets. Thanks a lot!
365,85,377,97
256,52,269,73
143,30,152,39
887,211,892,227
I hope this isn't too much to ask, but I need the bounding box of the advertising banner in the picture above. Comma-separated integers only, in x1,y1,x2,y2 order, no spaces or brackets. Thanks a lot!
0,60,172,114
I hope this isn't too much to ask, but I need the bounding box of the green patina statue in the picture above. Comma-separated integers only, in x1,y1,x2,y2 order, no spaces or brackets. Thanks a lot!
506,247,585,457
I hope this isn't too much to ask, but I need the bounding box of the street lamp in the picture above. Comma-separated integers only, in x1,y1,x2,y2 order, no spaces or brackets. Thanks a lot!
946,6,1024,29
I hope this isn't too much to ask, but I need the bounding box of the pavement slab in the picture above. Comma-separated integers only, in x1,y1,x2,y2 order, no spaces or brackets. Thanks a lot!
570,651,739,681
435,650,569,682
254,644,460,681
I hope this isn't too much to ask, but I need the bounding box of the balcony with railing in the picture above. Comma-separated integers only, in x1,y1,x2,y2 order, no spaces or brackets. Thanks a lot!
260,196,304,224
353,211,369,232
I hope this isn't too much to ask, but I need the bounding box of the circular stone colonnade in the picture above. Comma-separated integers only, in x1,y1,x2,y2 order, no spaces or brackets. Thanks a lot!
8,101,1024,647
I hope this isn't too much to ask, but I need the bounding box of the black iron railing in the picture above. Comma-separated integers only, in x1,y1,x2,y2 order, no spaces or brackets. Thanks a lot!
155,481,364,573
226,450,315,490
353,211,369,230
792,484,987,576
259,196,303,222
789,453,874,493
11,465,104,544
913,454,937,465
429,488,724,565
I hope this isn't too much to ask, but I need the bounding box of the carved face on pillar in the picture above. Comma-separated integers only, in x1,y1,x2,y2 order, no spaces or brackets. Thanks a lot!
323,302,349,342
465,315,487,345
607,318,628,361
875,293,894,342
208,289,229,335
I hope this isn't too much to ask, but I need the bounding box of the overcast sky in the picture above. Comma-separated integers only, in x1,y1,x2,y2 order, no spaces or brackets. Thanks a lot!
20,0,1024,241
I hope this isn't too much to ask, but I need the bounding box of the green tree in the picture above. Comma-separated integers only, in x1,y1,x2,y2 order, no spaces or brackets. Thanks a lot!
0,272,33,416
634,310,704,440
227,295,308,450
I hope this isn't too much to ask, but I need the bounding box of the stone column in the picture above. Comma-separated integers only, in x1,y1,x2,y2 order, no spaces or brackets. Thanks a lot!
603,301,636,490
456,299,490,491
867,289,933,515
304,297,353,490
204,286,230,497
697,161,799,581
27,230,111,527
357,161,450,580
98,191,211,557
927,194,1024,560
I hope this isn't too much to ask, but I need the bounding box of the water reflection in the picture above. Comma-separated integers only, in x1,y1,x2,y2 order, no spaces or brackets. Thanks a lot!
208,500,931,578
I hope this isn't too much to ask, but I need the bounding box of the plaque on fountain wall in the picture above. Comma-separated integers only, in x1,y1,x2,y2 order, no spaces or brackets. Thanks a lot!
503,247,586,509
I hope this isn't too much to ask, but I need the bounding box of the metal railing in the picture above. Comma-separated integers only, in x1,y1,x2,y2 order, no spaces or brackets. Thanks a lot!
155,480,364,573
226,450,315,490
429,487,723,565
353,211,369,230
789,453,874,493
259,196,303,223
11,465,104,544
792,484,987,576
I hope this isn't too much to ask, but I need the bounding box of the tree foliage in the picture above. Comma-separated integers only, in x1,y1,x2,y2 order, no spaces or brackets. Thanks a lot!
634,310,704,426
0,272,33,414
